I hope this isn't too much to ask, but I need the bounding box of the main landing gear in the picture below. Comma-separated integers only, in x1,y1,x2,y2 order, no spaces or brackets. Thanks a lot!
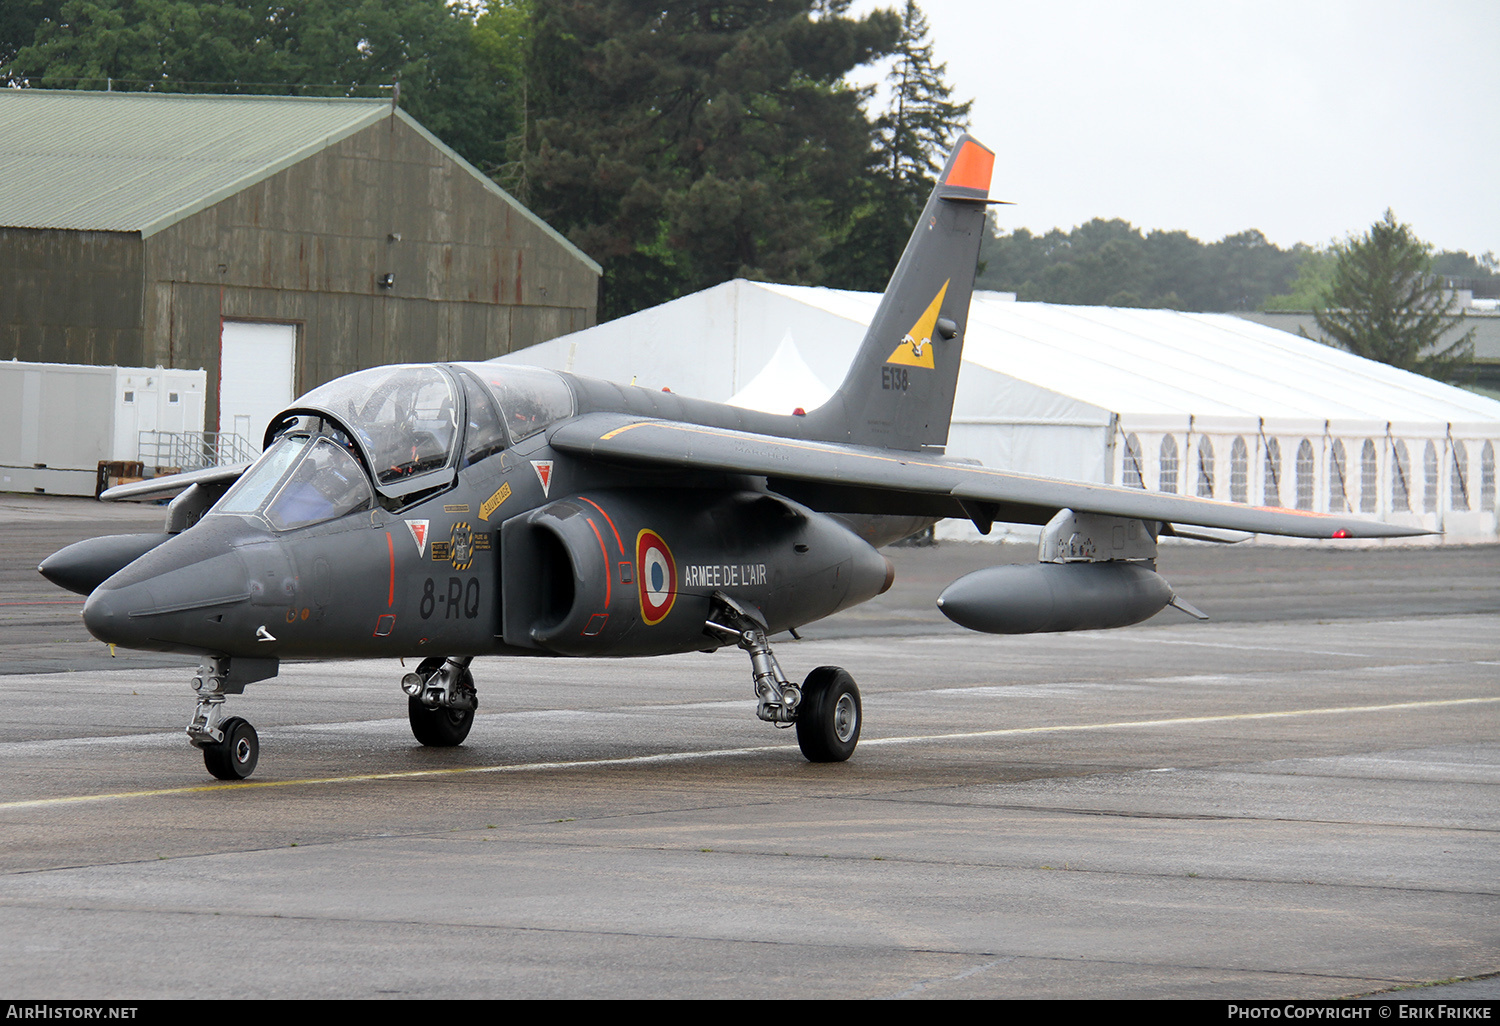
188,656,260,780
401,656,477,746
706,595,862,762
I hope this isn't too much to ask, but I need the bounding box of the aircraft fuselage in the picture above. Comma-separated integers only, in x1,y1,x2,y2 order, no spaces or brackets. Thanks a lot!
80,374,906,666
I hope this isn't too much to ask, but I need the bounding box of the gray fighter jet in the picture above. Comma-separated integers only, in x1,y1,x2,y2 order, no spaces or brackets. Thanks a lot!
39,136,1424,780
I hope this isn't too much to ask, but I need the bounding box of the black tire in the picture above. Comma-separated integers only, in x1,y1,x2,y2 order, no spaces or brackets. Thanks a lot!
795,666,861,763
203,717,259,780
407,658,476,747
408,697,475,746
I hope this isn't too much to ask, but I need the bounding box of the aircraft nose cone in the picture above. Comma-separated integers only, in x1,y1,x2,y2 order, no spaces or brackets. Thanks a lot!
72,517,262,655
39,533,173,596
81,585,130,646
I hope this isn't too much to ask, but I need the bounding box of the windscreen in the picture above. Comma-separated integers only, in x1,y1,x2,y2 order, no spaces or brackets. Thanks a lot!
264,439,374,530
215,436,310,516
213,435,374,530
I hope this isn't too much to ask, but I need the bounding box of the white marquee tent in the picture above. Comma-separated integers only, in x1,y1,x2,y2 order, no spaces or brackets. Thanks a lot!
502,279,1500,542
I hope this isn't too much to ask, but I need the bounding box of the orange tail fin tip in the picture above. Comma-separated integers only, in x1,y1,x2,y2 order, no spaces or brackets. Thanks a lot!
945,139,994,193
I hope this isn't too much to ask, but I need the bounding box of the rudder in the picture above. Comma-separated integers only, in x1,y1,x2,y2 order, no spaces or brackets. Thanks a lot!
806,135,995,452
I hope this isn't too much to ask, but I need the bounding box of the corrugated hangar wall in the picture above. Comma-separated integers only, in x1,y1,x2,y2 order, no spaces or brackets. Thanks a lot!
0,228,144,367
140,115,597,432
0,96,600,438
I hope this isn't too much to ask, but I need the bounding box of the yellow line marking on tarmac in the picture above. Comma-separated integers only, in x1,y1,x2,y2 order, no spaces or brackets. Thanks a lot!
0,747,789,810
3,696,1496,812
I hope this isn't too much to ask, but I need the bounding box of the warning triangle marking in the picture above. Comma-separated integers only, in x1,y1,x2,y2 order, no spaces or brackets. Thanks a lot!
532,460,554,498
406,520,429,557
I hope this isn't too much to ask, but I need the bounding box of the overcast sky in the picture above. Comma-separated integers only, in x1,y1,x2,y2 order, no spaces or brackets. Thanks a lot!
849,0,1498,257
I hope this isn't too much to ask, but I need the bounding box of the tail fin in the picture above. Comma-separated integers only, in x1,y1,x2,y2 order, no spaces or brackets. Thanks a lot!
807,135,995,451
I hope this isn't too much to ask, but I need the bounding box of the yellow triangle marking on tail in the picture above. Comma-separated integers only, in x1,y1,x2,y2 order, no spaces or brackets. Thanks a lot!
885,280,950,369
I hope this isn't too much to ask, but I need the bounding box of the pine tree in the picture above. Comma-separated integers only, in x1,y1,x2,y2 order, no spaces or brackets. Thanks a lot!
876,1,971,198
827,0,971,291
524,0,901,319
1312,210,1474,382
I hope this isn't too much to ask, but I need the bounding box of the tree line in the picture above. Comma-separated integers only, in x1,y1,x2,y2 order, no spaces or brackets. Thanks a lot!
3,0,968,319
978,217,1496,316
3,1,1491,379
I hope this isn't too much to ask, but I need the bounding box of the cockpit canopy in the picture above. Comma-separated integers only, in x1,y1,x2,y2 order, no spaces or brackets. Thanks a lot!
214,363,574,530
452,361,575,446
288,365,459,497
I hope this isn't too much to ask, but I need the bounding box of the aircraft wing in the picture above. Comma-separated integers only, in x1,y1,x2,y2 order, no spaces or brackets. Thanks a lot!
549,413,1428,540
99,462,252,502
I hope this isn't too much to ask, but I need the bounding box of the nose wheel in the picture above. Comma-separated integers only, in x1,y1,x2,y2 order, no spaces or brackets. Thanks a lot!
407,699,475,747
202,717,260,780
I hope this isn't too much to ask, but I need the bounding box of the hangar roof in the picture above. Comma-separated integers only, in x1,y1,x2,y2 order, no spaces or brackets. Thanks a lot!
0,90,597,268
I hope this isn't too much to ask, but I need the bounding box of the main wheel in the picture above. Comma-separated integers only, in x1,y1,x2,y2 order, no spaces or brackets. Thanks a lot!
203,717,259,780
795,666,861,763
407,658,476,747
408,697,475,746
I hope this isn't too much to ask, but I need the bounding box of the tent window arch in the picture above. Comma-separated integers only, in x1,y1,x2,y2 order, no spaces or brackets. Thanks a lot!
1263,437,1282,507
1450,440,1469,511
1230,437,1248,503
1295,439,1315,510
1329,439,1349,513
1423,441,1439,513
1196,437,1215,498
1159,435,1179,493
1360,439,1378,512
1483,442,1496,513
1123,434,1144,488
1392,440,1411,512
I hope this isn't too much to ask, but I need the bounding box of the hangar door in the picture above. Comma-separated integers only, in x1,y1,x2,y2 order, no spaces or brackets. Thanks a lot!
219,321,297,450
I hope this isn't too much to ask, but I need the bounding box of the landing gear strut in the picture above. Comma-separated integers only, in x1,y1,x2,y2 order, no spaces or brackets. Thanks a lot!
401,656,477,746
706,594,862,762
188,655,261,780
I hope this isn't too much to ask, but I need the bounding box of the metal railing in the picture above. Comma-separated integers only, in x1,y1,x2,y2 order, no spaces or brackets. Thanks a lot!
137,430,259,471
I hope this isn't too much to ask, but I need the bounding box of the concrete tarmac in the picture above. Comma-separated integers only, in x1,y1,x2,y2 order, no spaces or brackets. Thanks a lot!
1,496,1497,999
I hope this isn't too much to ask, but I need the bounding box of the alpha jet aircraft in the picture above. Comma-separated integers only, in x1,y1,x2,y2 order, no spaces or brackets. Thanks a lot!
41,136,1424,780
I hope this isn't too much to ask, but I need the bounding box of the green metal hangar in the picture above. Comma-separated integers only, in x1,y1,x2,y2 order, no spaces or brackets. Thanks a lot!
0,89,600,458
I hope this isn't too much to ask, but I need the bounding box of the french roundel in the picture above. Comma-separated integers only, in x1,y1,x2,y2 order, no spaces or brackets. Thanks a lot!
636,529,676,625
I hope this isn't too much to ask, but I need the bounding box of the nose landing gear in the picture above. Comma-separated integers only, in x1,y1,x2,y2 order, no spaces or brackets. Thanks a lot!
187,655,277,780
